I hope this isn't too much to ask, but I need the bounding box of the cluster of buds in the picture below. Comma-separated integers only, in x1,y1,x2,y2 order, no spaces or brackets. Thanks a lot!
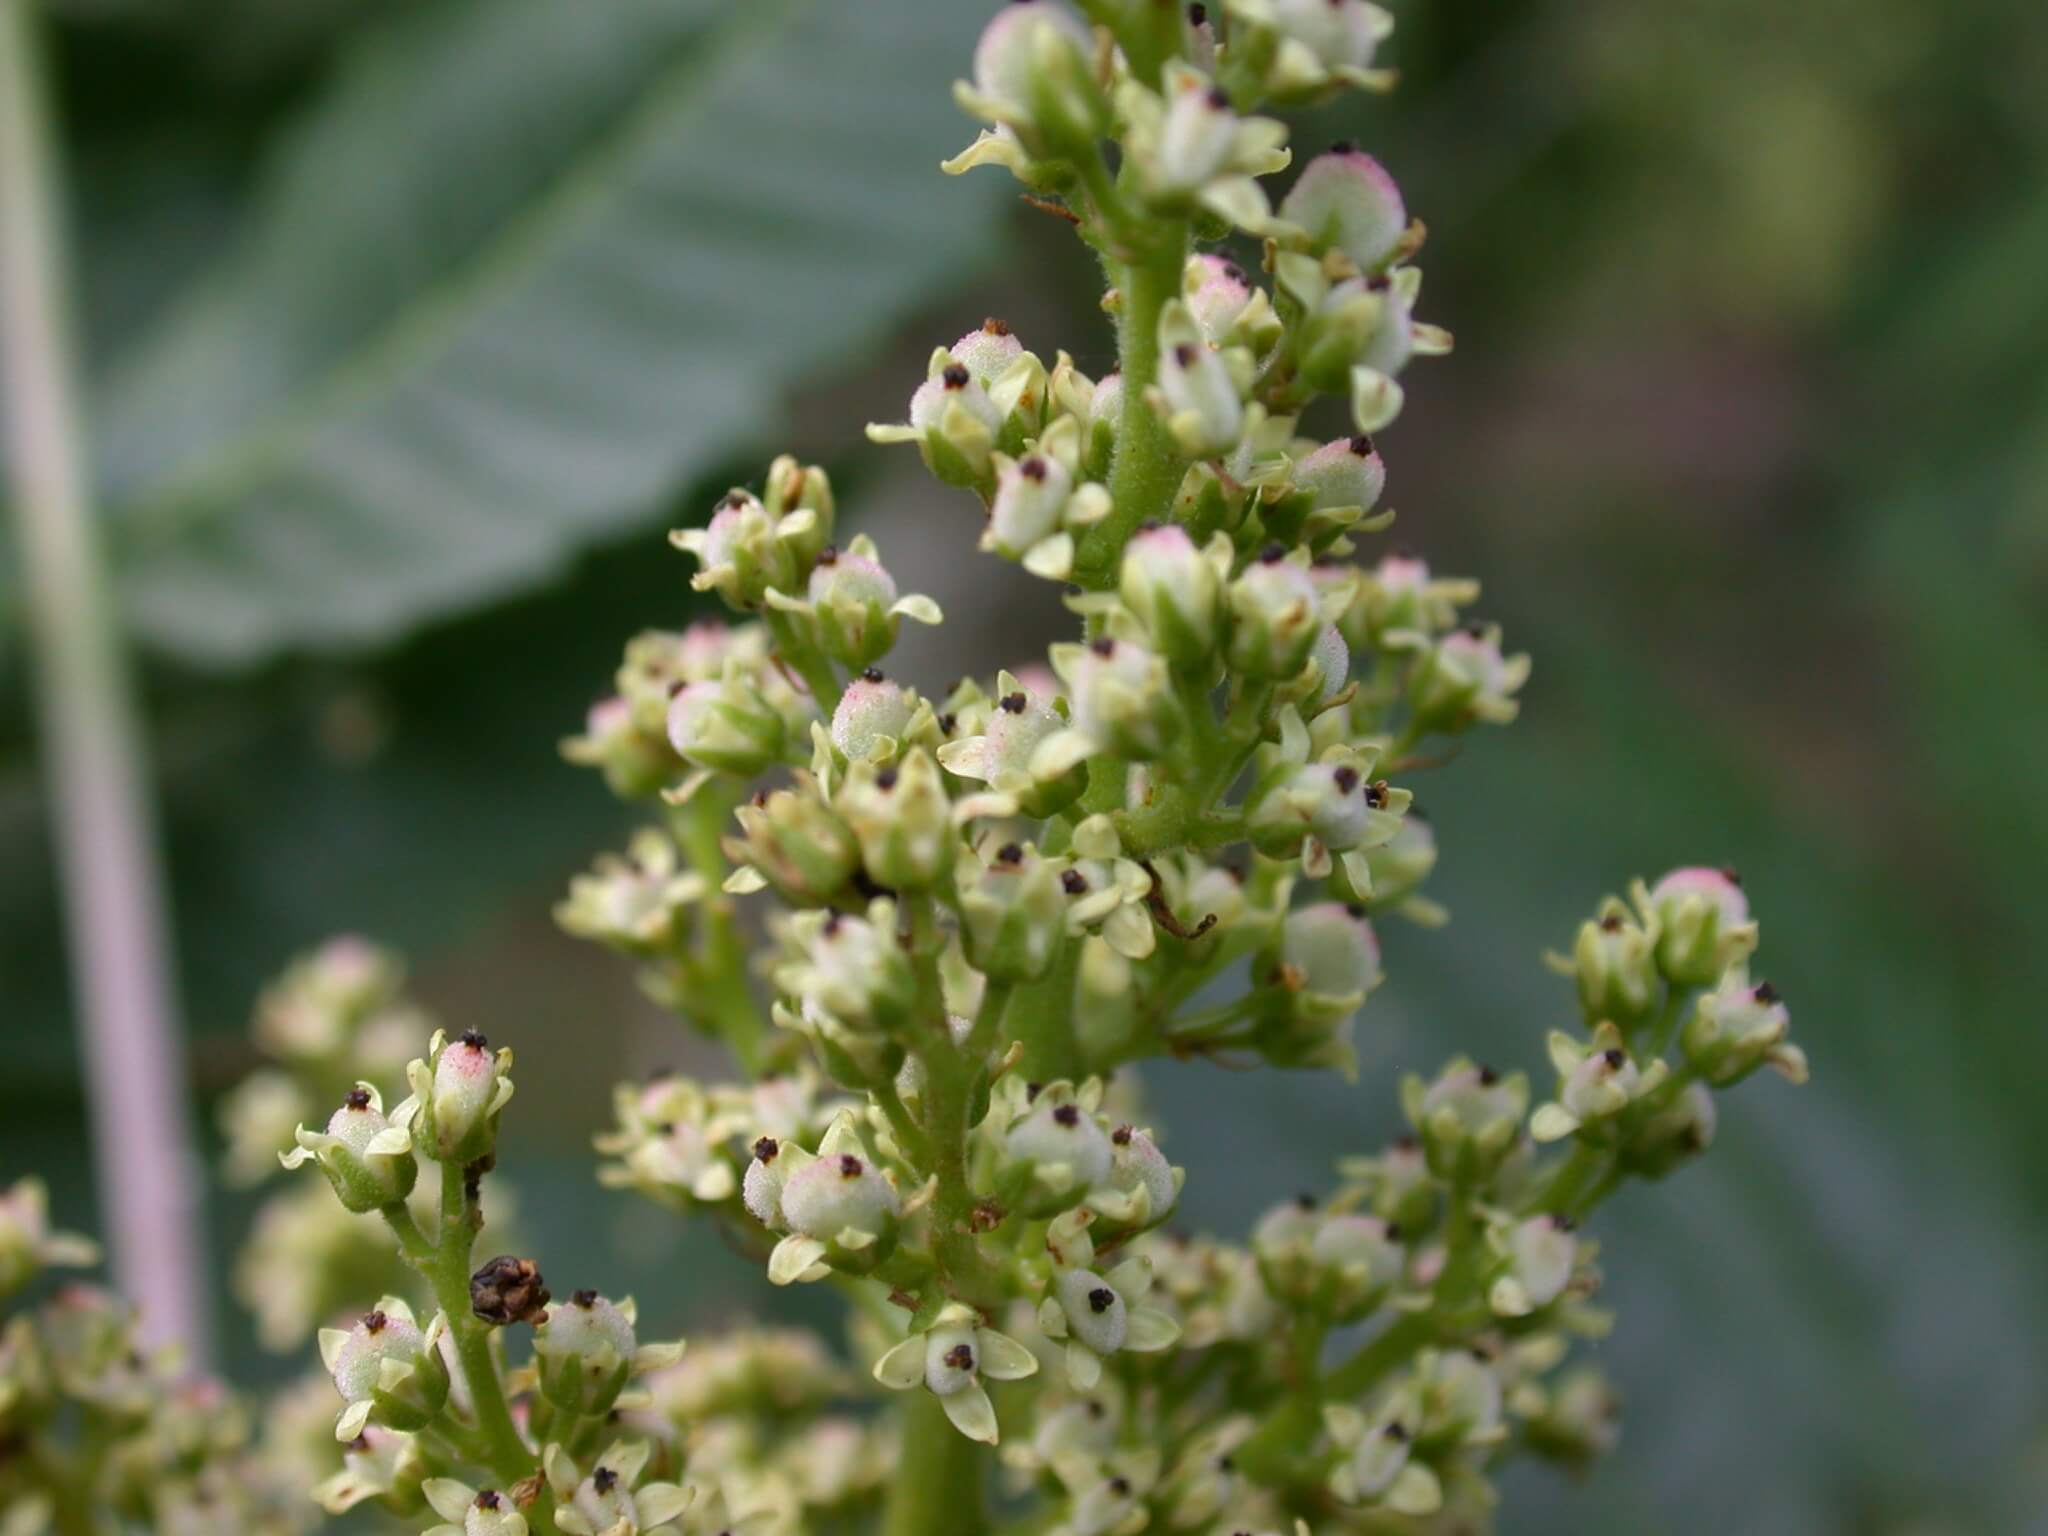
0,7,1808,1536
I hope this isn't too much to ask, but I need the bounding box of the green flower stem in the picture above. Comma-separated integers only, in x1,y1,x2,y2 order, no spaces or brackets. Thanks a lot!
1532,1141,1609,1217
1074,232,1189,584
428,1162,553,1526
1009,940,1083,1080
670,788,770,1071
882,1389,988,1536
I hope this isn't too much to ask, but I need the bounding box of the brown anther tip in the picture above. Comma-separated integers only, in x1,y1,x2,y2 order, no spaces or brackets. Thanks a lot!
1000,691,1028,713
1108,1476,1132,1496
937,712,958,734
815,544,838,565
1052,1104,1081,1127
1019,456,1049,482
1061,869,1088,894
983,317,1012,335
875,767,899,790
838,1154,865,1177
1025,1081,1044,1101
1205,86,1229,109
996,842,1024,865
572,1289,599,1308
344,1087,373,1111
944,1343,976,1371
1089,636,1116,656
720,490,748,510
1754,980,1780,1004
1383,1421,1410,1442
861,666,885,683
1477,1065,1500,1086
1348,433,1376,455
942,363,971,388
1333,765,1361,794
476,1490,501,1511
362,1310,388,1333
1331,138,1357,154
1088,1287,1116,1313
1385,1221,1403,1241
1603,1048,1627,1069
1599,913,1624,931
593,1468,618,1494
1722,866,1743,885
1295,1192,1317,1210
753,1136,779,1163
1111,1124,1133,1145
459,1029,490,1050
1188,1,1207,22
1259,542,1286,563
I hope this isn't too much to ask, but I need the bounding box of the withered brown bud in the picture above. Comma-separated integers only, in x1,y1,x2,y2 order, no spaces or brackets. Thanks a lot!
470,1254,551,1327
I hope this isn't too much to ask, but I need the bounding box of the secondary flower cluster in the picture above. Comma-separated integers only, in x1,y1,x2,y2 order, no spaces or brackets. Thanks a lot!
538,5,1811,1534
2,6,1812,1536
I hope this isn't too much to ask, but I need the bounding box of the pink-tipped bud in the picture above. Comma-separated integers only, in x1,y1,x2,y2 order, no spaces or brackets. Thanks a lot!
1281,148,1407,272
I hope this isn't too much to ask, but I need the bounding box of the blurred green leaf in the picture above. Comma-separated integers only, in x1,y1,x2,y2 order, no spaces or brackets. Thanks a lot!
81,0,1002,666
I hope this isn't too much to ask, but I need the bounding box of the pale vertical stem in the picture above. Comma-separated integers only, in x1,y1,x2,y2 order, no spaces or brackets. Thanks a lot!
0,0,210,1359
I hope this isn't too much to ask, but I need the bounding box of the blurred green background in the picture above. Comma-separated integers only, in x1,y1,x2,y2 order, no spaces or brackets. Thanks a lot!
4,0,2046,1531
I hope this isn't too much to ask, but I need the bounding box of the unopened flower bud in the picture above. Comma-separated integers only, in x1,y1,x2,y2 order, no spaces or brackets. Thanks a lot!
838,750,954,889
1228,549,1324,678
1094,1124,1182,1228
989,452,1074,556
1311,1213,1406,1318
904,363,1005,486
533,1291,639,1414
1488,1214,1577,1316
1155,305,1245,456
1357,808,1436,906
1252,903,1383,1070
1119,524,1222,665
1281,147,1407,272
1408,623,1529,731
1185,254,1254,343
806,547,902,669
1624,1080,1718,1179
726,785,860,905
1058,637,1181,759
1564,898,1660,1028
1295,435,1386,514
1641,865,1758,986
1401,1058,1528,1182
666,677,788,777
1004,1082,1113,1215
956,841,1069,982
424,1030,515,1164
970,0,1098,146
1683,968,1804,1086
950,318,1025,384
281,1085,417,1213
779,907,919,1033
831,673,916,762
321,1300,449,1437
674,490,798,612
1158,82,1240,193
780,1150,901,1268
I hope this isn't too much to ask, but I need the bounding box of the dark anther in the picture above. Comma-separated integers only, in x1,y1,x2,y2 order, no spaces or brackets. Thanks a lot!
876,767,899,790
1061,870,1089,894
1053,1104,1081,1127
1385,1222,1403,1242
1478,1065,1500,1086
1172,343,1198,367
944,1343,975,1371
1020,457,1049,482
1295,1192,1317,1210
344,1087,373,1111
720,490,748,510
1722,866,1743,885
984,317,1012,335
1087,1287,1116,1313
476,1491,502,1511
1603,1048,1627,1069
1188,2,1207,22
1331,138,1357,154
1090,636,1116,656
1109,1477,1132,1496
362,1310,388,1333
1367,274,1392,292
753,1136,779,1163
937,713,958,734
996,842,1024,865
815,544,838,565
1333,766,1361,794
1365,782,1387,808
824,913,844,936
593,1468,618,1495
572,1289,599,1308
1755,980,1780,1004
1111,1124,1133,1145
459,1029,490,1050
942,363,971,388
1205,86,1230,109
861,666,885,683
1259,542,1285,563
1025,1081,1044,1101
1383,1421,1410,1442
1349,433,1375,455
1000,691,1028,713
1600,913,1624,931
838,1155,865,1177
1346,902,1369,919
470,1254,551,1327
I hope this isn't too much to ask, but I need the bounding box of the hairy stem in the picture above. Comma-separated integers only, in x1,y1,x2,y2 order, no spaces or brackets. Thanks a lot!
0,0,209,1360
882,1390,987,1536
